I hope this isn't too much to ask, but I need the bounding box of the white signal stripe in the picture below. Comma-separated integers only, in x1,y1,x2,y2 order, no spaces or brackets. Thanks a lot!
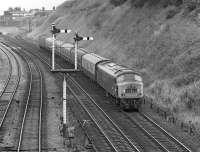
82,37,94,40
60,29,72,33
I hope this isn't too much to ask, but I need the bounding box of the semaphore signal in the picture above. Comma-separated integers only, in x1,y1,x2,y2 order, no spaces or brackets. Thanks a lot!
51,23,72,34
82,37,94,40
50,24,93,140
74,32,94,41
74,32,93,70
51,23,71,70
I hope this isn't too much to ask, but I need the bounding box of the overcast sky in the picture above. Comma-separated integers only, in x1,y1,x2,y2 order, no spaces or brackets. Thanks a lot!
0,0,66,15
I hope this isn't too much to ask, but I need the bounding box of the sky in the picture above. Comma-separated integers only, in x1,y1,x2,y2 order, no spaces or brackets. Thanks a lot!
0,0,67,15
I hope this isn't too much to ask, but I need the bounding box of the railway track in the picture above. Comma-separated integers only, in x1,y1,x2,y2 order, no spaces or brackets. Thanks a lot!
0,43,22,148
16,51,43,152
2,36,193,152
67,75,140,152
0,42,43,151
0,45,12,100
0,44,21,128
124,112,192,152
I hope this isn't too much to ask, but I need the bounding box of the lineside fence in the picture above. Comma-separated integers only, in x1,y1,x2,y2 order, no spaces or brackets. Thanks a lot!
143,96,200,137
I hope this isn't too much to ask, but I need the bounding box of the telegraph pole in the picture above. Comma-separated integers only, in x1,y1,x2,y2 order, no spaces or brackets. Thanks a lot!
51,23,56,70
28,18,31,32
63,74,67,136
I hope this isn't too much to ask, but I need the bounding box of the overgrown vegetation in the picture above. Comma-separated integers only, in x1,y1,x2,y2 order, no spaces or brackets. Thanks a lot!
129,0,183,7
110,0,127,6
147,80,200,113
166,8,180,19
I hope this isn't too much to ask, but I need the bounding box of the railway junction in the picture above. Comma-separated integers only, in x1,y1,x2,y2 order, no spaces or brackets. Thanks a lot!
0,26,198,152
0,0,200,151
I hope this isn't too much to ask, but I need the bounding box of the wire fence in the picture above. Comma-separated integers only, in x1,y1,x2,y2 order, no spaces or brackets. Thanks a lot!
143,95,200,137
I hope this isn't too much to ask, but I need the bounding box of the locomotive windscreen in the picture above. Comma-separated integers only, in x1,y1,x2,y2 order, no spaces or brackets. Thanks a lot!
117,74,142,83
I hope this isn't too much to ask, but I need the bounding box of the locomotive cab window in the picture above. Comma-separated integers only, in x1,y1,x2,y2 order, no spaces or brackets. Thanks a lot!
117,74,142,83
134,75,142,82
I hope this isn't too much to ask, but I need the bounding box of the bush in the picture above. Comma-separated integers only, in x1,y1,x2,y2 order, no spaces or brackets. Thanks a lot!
133,0,147,8
160,0,171,8
186,3,197,12
110,0,128,6
147,80,177,107
173,0,183,6
166,9,180,19
147,0,162,6
179,88,197,110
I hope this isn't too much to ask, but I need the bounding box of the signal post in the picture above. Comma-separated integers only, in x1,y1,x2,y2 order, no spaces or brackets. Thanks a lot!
51,23,72,71
51,23,75,139
74,32,93,70
50,23,93,146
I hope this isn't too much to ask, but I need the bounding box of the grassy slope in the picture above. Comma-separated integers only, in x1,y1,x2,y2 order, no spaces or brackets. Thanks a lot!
28,0,200,124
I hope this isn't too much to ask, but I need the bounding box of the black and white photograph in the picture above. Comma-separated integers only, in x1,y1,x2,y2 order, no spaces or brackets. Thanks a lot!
0,0,199,151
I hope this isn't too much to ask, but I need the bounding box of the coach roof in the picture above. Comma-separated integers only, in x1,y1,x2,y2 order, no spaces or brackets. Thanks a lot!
98,61,141,77
61,43,74,48
82,53,109,65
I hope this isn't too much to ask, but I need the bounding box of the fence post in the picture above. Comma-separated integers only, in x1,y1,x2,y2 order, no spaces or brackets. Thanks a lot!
164,112,167,120
150,100,153,109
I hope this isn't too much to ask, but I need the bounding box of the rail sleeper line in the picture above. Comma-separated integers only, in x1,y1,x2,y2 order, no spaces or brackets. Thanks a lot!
141,113,192,152
129,113,192,152
0,43,21,129
0,41,43,152
0,45,12,99
8,46,43,152
67,93,116,151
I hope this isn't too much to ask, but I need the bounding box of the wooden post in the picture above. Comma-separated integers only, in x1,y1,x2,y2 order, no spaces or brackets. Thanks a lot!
52,33,55,70
63,75,67,137
74,40,78,70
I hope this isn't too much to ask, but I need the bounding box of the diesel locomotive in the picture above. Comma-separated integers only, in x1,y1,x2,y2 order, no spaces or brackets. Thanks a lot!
39,36,144,110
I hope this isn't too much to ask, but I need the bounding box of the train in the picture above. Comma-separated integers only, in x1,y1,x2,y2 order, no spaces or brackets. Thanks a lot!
38,36,144,110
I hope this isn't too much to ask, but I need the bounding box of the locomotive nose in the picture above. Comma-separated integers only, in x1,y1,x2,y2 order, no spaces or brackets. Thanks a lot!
118,82,143,98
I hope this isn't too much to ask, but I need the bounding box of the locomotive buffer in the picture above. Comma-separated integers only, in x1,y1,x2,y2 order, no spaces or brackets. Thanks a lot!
50,23,93,139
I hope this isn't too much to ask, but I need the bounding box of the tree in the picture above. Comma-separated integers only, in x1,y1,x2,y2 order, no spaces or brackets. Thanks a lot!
110,0,127,6
14,7,21,11
8,7,13,12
